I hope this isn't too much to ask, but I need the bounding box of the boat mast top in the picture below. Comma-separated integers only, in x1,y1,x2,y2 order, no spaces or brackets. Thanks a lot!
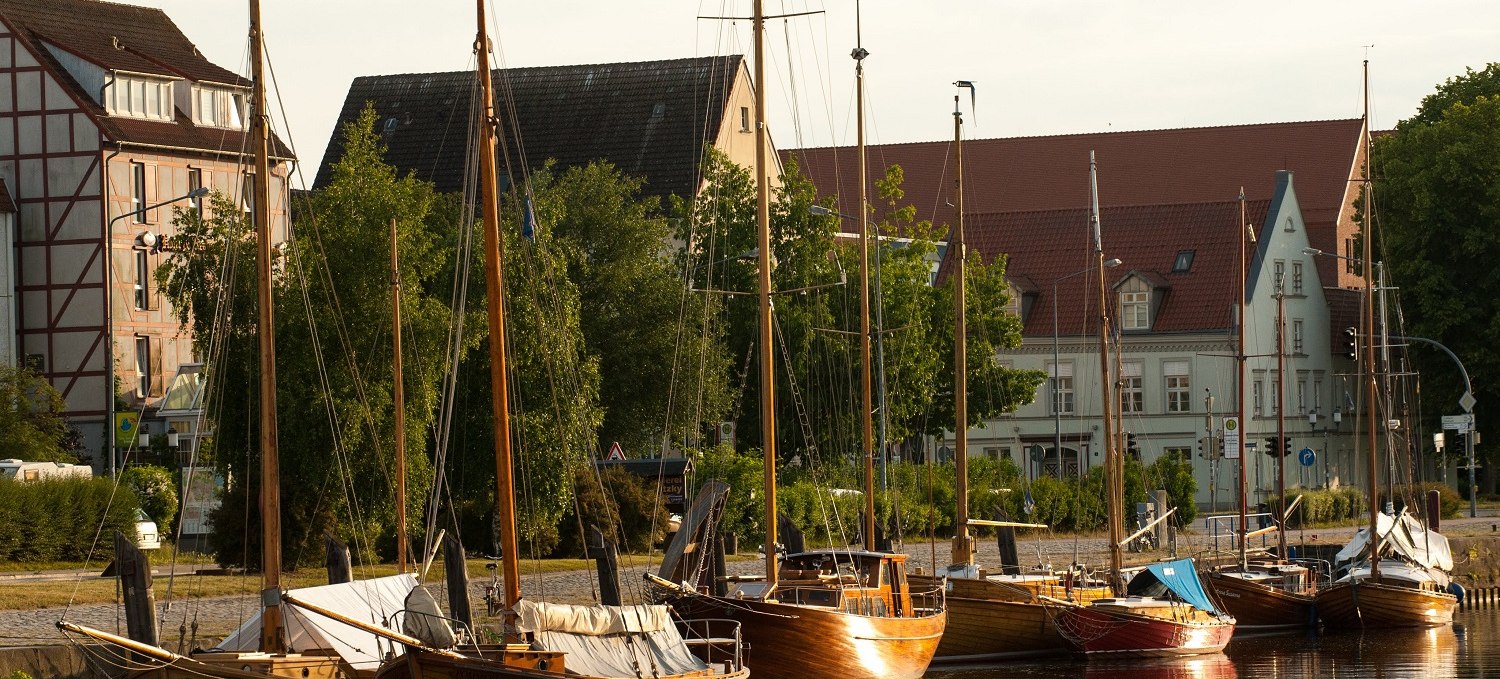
1090,152,1123,590
248,0,284,653
951,84,972,566
854,0,876,553
474,0,523,618
1361,58,1381,582
1237,190,1249,571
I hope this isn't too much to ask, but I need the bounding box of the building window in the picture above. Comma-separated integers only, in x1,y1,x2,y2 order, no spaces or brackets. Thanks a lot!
1271,373,1281,415
1172,250,1195,273
135,336,151,398
1049,362,1074,415
1164,360,1190,413
107,77,172,121
1292,261,1304,295
1253,379,1264,417
1292,319,1304,354
134,249,149,310
242,172,255,214
1273,260,1285,291
1121,361,1144,413
740,106,750,132
1344,238,1358,274
131,162,147,222
1297,377,1308,415
188,168,204,218
1313,375,1324,414
1164,446,1191,462
1120,291,1150,330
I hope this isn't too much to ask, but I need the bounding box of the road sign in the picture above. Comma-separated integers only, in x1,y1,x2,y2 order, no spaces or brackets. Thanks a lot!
1461,390,1477,413
115,412,139,447
1222,417,1240,458
605,441,625,461
1442,414,1475,432
1299,448,1316,467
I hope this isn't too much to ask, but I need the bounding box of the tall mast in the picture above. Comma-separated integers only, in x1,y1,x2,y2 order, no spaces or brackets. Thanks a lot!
1237,190,1249,570
391,217,408,573
248,0,283,653
752,0,778,589
950,89,971,566
1091,152,1122,591
1275,285,1288,558
475,0,522,617
854,1,875,552
1361,58,1381,582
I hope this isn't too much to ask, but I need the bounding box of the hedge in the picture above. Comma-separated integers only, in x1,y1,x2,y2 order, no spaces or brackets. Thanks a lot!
0,475,141,563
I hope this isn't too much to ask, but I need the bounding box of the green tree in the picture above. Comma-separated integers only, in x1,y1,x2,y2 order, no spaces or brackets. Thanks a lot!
1376,63,1500,492
121,464,179,534
0,365,79,463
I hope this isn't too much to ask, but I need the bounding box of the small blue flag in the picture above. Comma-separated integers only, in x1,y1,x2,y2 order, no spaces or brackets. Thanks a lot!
1023,489,1036,516
521,194,536,242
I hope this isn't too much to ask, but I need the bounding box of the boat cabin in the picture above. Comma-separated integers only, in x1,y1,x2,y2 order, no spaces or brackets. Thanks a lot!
760,550,920,618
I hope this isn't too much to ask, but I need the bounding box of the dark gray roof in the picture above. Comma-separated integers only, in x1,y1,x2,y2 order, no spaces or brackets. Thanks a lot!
315,56,745,205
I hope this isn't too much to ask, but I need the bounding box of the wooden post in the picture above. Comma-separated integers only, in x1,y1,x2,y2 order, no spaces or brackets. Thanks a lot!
1427,489,1442,532
1155,489,1170,549
443,534,472,628
324,534,352,585
588,525,622,606
115,530,158,646
712,533,729,596
995,526,1019,575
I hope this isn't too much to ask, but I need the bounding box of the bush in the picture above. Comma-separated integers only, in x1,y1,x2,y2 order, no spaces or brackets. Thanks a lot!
692,445,766,545
121,464,179,535
1381,482,1463,520
1285,487,1367,527
0,476,140,563
558,466,669,556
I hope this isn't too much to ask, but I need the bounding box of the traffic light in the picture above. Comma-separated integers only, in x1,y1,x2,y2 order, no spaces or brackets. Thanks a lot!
1197,437,1205,458
1126,432,1140,460
1264,436,1278,457
1283,436,1293,457
1343,327,1358,360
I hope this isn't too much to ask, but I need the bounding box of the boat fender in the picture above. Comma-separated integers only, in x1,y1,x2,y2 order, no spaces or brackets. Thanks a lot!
1448,582,1466,604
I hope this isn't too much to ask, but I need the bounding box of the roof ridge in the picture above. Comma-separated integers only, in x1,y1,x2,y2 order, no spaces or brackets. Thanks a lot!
970,196,1274,219
790,117,1363,152
351,54,744,83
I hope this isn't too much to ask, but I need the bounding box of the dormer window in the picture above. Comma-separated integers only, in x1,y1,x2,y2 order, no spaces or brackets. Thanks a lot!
191,85,247,129
1116,273,1165,332
1172,250,1194,273
106,75,174,121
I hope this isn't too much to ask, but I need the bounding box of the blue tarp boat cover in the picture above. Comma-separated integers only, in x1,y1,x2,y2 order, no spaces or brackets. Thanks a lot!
1127,558,1221,615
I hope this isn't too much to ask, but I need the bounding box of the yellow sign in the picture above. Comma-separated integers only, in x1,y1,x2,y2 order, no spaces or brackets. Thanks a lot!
115,412,140,447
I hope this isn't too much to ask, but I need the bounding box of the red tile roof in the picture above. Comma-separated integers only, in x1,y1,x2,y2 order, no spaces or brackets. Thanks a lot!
0,0,242,84
964,199,1271,337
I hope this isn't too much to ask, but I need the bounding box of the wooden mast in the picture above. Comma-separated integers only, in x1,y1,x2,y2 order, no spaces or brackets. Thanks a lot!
391,217,408,573
248,0,283,653
752,0,778,589
1276,279,1289,558
475,0,522,618
950,90,971,566
1090,152,1122,591
1361,58,1380,583
854,0,876,554
1237,190,1249,570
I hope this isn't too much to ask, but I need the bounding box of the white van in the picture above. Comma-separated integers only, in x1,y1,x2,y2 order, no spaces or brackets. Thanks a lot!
134,509,161,550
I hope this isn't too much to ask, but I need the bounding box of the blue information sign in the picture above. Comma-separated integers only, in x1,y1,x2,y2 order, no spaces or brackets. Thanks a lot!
1298,448,1316,467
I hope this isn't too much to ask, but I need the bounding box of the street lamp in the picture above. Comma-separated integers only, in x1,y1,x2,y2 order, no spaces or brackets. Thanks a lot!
104,186,210,477
1052,258,1121,478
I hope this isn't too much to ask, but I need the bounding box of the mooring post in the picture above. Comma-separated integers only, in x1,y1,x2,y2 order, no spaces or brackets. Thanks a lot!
588,525,622,606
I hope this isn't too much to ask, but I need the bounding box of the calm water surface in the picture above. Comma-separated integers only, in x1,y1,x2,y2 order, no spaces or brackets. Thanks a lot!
927,608,1499,678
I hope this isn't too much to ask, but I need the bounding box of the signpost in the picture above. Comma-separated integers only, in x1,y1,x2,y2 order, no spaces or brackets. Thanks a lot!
1222,417,1240,459
605,441,625,461
1299,448,1315,467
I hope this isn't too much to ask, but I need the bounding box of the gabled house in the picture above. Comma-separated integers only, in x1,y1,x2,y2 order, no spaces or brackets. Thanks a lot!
789,119,1368,291
0,0,295,469
949,171,1358,508
316,55,776,208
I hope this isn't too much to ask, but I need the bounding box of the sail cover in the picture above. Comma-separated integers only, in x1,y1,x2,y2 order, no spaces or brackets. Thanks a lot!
1335,512,1454,571
517,600,708,677
1126,558,1221,615
218,574,417,671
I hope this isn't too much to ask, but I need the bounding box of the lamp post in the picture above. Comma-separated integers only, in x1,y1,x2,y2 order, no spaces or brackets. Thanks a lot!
1052,258,1121,478
104,186,210,477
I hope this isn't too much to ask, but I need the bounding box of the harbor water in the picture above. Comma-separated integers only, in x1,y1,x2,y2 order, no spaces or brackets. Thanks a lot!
928,608,1497,678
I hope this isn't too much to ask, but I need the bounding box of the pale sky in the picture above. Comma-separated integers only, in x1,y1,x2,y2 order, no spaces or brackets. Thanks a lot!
131,1,1500,182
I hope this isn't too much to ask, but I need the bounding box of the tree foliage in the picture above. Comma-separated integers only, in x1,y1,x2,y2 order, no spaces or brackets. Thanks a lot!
1376,63,1500,490
0,364,80,463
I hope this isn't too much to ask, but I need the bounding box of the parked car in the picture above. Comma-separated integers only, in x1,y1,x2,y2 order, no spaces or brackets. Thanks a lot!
135,509,161,550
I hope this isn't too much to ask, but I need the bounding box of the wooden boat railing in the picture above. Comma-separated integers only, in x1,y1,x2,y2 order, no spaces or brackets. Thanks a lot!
675,618,744,672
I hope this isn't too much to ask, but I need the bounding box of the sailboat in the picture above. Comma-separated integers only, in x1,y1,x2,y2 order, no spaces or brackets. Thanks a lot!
905,84,1111,663
647,3,945,678
1314,60,1458,630
1051,153,1236,657
1202,192,1318,629
57,2,351,677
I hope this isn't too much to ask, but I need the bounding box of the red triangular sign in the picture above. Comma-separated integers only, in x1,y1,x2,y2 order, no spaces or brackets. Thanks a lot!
606,441,625,461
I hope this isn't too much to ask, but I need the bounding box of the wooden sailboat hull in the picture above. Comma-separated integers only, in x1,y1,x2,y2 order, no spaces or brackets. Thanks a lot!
1316,580,1457,629
1054,606,1235,657
670,595,944,679
1203,571,1316,629
376,647,748,679
910,573,1066,660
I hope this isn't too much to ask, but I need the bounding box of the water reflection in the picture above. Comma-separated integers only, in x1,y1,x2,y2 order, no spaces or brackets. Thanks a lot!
929,609,1495,678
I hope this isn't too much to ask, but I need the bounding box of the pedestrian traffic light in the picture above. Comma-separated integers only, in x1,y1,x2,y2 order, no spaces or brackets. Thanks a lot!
1126,432,1140,459
1343,327,1358,360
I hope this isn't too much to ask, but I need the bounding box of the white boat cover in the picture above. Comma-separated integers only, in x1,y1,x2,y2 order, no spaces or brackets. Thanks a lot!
1335,512,1454,571
218,574,418,672
517,600,708,677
